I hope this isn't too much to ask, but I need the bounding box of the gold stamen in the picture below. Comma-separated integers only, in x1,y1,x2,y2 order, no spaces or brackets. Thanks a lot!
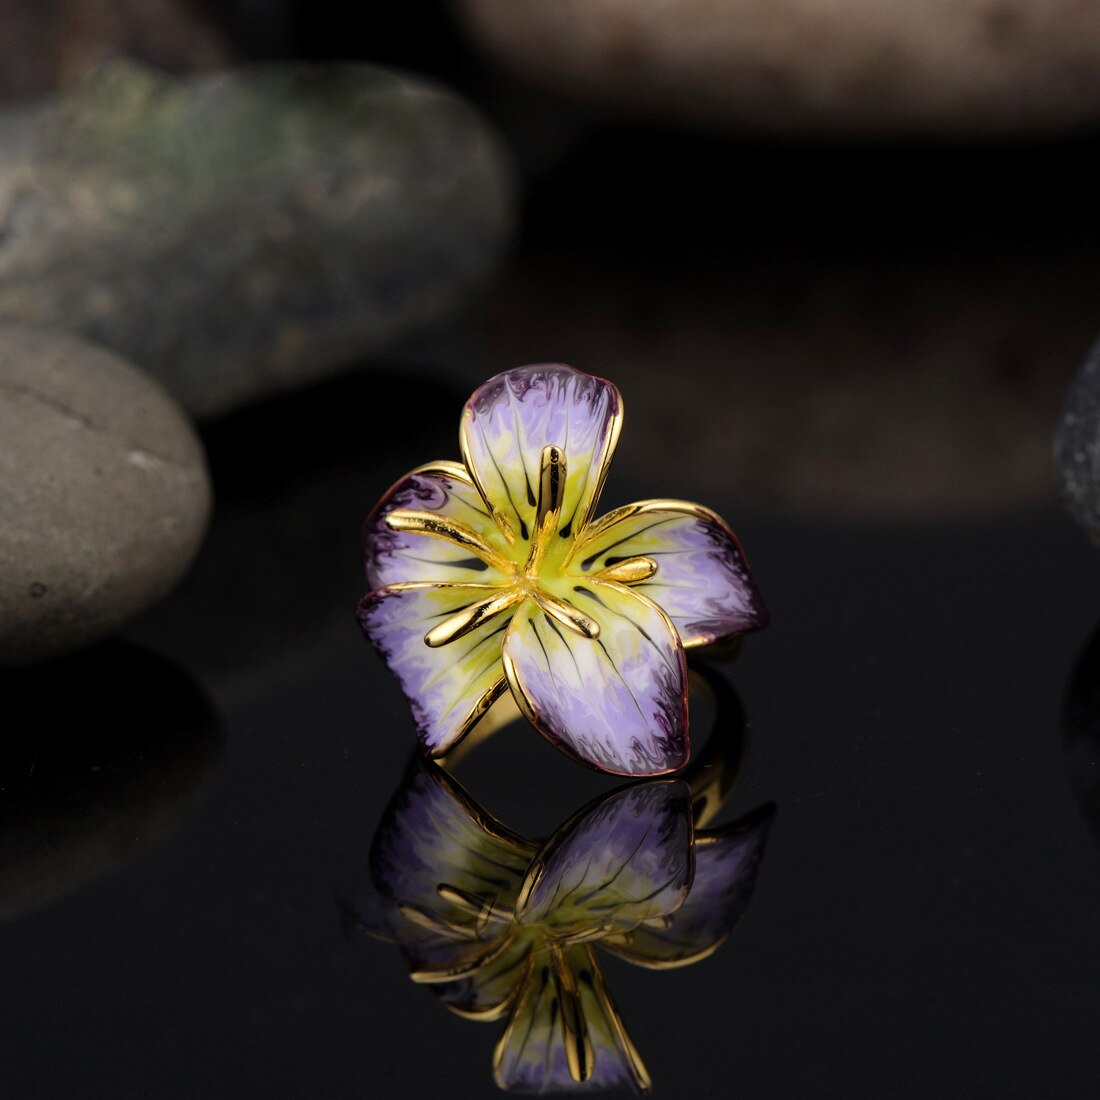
585,949,651,1090
385,509,513,572
534,590,600,640
525,445,566,573
513,858,543,918
437,883,513,924
397,904,478,940
556,924,609,946
493,509,517,547
551,945,593,1084
424,589,522,648
595,555,658,584
409,938,510,984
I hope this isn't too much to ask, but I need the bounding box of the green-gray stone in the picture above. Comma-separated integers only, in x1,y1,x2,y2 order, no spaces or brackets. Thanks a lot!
0,63,516,415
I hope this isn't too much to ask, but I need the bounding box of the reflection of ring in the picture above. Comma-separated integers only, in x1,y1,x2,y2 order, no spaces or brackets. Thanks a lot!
342,664,775,1093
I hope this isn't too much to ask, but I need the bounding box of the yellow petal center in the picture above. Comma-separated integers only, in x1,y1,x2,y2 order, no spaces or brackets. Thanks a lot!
385,443,658,648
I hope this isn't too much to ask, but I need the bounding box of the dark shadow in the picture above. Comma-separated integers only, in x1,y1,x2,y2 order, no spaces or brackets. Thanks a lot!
1063,623,1100,849
0,641,224,923
199,361,467,501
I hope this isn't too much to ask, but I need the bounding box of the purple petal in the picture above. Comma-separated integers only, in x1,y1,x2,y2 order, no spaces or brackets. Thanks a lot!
573,501,767,647
359,582,515,755
493,945,650,1093
342,880,514,1005
433,933,533,1019
369,758,533,921
503,582,688,776
345,885,514,1003
362,461,511,590
460,364,621,548
603,803,776,969
364,759,535,1015
517,780,694,937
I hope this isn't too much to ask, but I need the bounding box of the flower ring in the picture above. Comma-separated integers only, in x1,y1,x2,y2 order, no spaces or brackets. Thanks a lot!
358,364,767,775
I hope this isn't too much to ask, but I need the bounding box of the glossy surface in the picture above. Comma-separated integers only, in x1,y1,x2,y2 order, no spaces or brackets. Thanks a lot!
2,364,1098,1096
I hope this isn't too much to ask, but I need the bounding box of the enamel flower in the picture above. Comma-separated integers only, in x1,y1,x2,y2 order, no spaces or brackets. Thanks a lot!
358,364,767,775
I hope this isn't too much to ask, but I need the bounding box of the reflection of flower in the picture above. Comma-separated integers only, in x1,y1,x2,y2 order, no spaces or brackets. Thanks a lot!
344,757,774,1093
358,364,767,775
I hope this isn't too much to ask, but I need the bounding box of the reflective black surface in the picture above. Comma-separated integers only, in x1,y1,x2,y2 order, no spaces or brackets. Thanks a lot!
0,644,223,925
2,369,1098,1096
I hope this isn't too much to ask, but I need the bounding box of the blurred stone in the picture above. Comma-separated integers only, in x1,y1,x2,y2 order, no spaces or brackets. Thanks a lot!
0,62,516,416
0,326,212,665
0,0,231,103
410,241,1091,520
454,0,1100,136
1055,336,1100,541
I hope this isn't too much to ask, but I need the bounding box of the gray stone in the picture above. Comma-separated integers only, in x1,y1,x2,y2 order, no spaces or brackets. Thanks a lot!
455,0,1100,136
1056,335,1100,541
0,325,212,664
0,62,516,415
